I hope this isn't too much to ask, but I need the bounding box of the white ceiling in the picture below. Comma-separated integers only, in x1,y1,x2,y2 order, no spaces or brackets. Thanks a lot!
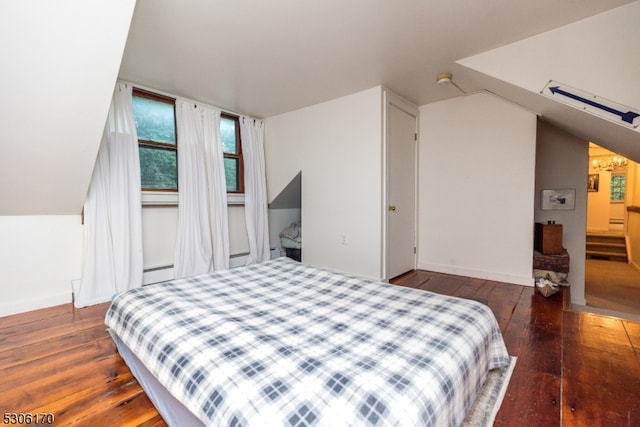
2,0,638,216
119,0,635,120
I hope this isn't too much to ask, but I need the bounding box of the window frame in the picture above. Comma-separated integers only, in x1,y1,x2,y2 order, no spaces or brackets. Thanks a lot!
133,88,178,193
221,112,244,194
133,87,245,204
610,173,626,203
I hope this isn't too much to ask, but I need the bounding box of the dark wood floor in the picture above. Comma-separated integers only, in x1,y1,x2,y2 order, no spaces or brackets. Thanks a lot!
1,271,639,426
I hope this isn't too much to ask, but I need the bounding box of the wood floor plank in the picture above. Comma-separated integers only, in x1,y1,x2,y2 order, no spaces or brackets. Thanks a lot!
0,325,108,371
562,310,640,426
389,270,425,288
1,271,638,425
623,320,640,363
4,353,135,414
73,390,163,427
0,338,123,411
453,277,497,304
494,370,560,427
486,282,526,332
0,304,74,330
0,302,108,334
0,315,107,356
29,370,140,424
414,271,467,294
497,288,562,425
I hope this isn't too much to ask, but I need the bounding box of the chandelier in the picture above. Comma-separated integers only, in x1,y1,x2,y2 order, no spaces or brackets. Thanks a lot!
592,155,627,172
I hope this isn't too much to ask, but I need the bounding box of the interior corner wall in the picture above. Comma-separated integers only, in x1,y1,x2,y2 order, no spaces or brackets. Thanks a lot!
0,216,82,317
418,92,537,286
264,87,384,279
586,162,613,232
626,161,640,269
535,121,588,306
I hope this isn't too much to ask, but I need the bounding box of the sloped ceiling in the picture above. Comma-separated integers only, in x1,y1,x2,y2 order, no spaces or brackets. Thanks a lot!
0,0,136,215
120,0,634,120
269,171,301,210
456,2,640,162
119,0,639,160
2,0,638,216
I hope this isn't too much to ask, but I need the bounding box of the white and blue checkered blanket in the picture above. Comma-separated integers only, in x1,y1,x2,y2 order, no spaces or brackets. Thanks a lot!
106,257,510,426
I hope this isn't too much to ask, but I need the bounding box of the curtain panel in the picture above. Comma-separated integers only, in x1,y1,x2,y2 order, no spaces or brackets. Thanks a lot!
75,82,143,307
173,101,230,278
240,117,271,264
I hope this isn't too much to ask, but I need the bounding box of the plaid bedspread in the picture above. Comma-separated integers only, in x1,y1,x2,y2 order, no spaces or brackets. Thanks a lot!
105,257,510,426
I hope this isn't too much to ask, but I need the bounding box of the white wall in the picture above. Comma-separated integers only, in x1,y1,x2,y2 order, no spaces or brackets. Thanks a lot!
141,205,251,281
0,216,82,317
626,162,640,270
586,147,629,231
458,3,640,113
0,0,135,316
418,92,537,286
0,0,136,215
535,121,588,305
586,168,613,232
0,206,253,316
457,2,640,163
265,87,384,279
141,207,178,270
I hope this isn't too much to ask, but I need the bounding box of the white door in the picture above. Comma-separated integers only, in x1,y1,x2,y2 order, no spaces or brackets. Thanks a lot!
386,93,417,279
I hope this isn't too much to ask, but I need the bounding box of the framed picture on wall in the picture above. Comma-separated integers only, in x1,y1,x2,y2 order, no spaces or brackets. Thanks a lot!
588,173,599,192
541,189,576,210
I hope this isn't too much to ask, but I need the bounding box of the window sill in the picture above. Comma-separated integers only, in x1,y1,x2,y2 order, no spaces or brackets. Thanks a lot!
142,191,178,206
227,193,245,206
142,191,245,206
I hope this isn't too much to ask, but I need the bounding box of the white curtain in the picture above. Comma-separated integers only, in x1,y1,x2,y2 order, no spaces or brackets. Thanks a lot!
240,117,271,264
75,82,143,308
173,101,229,278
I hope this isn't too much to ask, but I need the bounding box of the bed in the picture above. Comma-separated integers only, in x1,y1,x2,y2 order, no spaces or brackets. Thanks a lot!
105,257,510,426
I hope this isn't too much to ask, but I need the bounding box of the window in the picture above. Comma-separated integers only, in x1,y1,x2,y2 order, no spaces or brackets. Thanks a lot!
132,88,244,196
132,89,178,191
611,174,625,202
220,113,244,193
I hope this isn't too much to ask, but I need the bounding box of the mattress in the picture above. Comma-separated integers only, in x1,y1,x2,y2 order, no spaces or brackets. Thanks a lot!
106,257,510,426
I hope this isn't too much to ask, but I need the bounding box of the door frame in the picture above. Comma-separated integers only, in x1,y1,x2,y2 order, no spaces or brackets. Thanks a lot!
382,89,419,281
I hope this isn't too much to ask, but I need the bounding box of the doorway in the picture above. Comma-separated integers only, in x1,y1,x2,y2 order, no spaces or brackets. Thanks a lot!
585,143,640,317
384,91,418,280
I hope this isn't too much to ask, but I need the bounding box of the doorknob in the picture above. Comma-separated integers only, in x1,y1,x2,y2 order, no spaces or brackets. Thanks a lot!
388,205,397,211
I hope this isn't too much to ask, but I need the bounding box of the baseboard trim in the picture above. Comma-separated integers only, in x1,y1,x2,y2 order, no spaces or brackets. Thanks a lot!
0,292,72,318
417,263,534,287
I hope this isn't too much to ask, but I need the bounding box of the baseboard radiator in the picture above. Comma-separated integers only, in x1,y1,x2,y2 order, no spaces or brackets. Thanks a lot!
143,248,282,285
71,249,283,302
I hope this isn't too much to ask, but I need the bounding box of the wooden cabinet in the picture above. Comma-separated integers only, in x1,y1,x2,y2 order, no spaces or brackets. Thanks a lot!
534,222,563,255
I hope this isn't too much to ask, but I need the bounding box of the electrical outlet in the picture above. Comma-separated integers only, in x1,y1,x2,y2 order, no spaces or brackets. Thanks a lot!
340,234,347,245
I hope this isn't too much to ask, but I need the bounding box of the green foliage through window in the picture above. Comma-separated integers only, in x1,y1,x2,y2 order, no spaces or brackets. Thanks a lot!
132,88,244,193
220,117,238,153
611,175,625,202
133,96,176,144
221,114,243,193
139,147,177,189
133,89,178,190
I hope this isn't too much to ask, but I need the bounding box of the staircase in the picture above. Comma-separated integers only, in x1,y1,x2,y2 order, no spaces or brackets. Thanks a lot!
586,232,628,263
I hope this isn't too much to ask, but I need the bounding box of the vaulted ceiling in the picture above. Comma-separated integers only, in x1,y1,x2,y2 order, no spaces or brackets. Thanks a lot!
0,0,136,215
119,0,640,162
120,0,635,118
2,0,639,215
